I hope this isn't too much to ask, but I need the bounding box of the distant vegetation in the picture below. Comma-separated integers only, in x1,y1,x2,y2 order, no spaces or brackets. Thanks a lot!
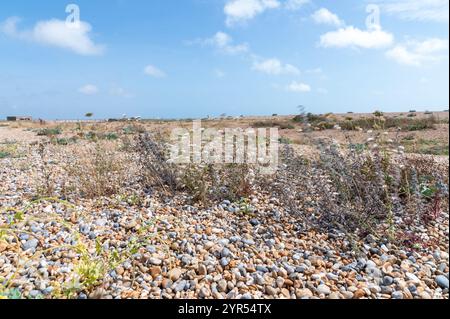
253,121,295,130
292,112,441,132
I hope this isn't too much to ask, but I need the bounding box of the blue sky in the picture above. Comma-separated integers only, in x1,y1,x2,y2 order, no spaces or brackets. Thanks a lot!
0,0,449,119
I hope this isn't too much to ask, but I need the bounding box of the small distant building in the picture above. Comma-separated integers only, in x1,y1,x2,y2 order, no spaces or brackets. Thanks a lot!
6,116,33,122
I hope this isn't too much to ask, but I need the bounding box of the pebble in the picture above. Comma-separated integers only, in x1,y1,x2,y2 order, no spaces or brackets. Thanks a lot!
0,150,448,301
169,268,182,282
383,276,394,286
326,273,339,281
161,279,173,289
250,219,260,226
297,288,313,298
197,264,207,276
406,273,420,284
174,280,187,292
341,291,354,299
199,287,211,298
317,284,331,295
22,239,39,251
435,275,449,289
392,291,403,299
149,258,162,266
218,279,227,292
221,248,231,258
256,265,269,273
220,258,229,267
265,286,277,296
150,266,161,278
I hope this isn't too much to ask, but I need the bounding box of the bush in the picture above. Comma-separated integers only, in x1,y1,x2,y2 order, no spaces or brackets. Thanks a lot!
83,132,119,141
279,137,293,144
293,113,336,130
37,128,62,136
105,133,119,140
293,113,328,123
182,164,255,204
338,116,437,131
54,137,78,146
253,121,294,130
123,125,145,135
134,133,180,192
0,151,10,159
316,121,335,130
266,137,449,247
0,144,20,160
373,110,384,117
63,142,127,198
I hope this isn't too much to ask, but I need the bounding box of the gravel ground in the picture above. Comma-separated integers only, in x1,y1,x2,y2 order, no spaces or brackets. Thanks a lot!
0,144,449,300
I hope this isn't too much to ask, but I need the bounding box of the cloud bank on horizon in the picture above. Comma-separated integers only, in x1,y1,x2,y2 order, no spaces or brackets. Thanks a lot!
0,0,448,119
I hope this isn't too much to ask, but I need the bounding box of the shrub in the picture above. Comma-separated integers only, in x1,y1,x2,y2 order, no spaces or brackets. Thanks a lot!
105,133,119,140
37,128,62,136
315,121,335,130
208,164,255,203
293,113,327,123
265,136,449,248
134,133,180,192
63,142,127,198
54,137,78,146
253,121,294,130
293,113,336,130
279,137,293,144
373,110,384,117
83,132,119,142
0,151,10,159
34,143,56,196
123,125,145,135
338,116,437,131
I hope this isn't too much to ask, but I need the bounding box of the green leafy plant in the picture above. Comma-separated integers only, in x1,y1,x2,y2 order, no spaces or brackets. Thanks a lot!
0,151,10,159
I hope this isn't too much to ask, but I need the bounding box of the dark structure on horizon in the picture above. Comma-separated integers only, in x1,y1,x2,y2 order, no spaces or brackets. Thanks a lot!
6,116,33,122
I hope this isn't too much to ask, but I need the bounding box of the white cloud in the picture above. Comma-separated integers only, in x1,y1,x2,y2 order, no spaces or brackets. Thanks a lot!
380,0,449,23
386,38,449,66
144,65,167,78
286,81,311,92
203,32,249,55
78,84,99,95
110,87,134,98
196,33,300,78
0,17,104,56
285,0,310,11
306,67,323,74
252,58,300,75
320,26,394,49
224,0,281,26
312,8,344,27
